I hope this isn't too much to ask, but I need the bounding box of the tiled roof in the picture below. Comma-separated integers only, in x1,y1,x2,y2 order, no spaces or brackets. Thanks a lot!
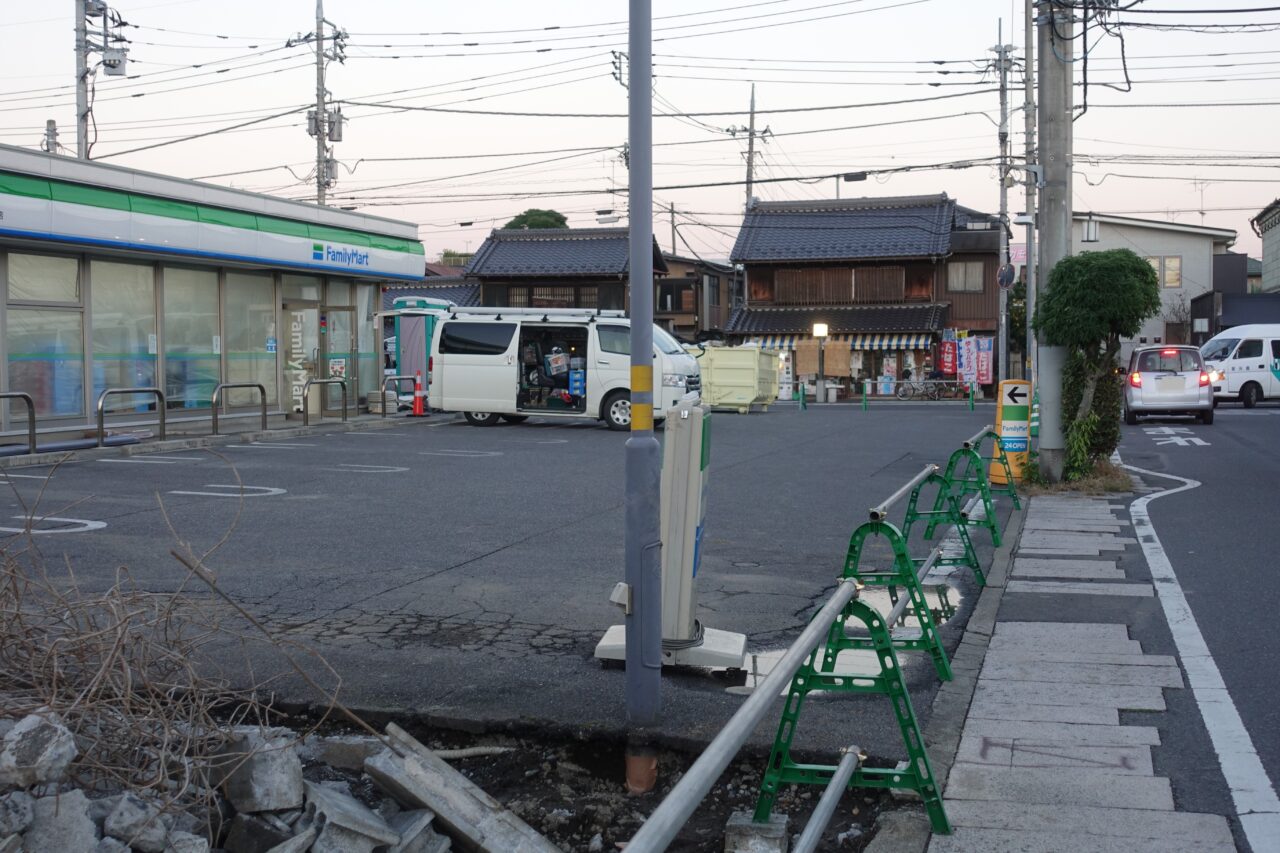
425,262,465,277
725,303,948,335
381,277,479,311
464,227,668,278
729,194,957,263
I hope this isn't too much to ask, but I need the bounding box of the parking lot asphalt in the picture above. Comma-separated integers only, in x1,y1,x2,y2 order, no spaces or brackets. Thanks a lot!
0,403,1008,762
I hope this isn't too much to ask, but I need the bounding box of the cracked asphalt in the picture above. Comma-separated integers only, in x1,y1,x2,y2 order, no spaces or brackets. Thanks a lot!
0,403,1007,761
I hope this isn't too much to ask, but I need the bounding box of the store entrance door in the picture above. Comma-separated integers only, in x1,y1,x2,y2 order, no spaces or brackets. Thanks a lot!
320,307,355,418
283,303,319,420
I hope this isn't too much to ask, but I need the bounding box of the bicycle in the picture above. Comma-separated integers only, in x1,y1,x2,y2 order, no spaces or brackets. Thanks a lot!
895,378,942,400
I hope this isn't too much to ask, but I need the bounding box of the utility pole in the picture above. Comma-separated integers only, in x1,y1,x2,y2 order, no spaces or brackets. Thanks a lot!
1035,0,1072,482
994,22,1013,384
75,0,89,159
42,121,60,155
301,1,346,205
669,202,677,255
1024,0,1038,382
744,84,757,209
623,0,662,789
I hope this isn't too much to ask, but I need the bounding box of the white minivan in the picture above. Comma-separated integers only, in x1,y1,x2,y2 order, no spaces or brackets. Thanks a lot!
1200,324,1280,408
428,307,701,429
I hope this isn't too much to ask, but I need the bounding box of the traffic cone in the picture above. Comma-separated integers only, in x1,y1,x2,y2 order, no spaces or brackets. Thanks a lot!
411,371,427,417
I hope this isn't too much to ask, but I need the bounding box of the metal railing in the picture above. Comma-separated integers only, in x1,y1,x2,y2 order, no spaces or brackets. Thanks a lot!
210,383,268,435
301,378,347,427
624,579,862,851
379,374,417,418
860,379,976,410
0,392,36,455
962,424,995,450
870,463,938,521
96,387,165,447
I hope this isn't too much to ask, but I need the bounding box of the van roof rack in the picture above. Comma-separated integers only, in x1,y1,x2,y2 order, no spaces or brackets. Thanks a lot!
444,306,628,320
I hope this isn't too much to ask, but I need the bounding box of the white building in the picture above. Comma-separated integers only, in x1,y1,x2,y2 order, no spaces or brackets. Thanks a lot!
1252,199,1280,294
1071,213,1236,360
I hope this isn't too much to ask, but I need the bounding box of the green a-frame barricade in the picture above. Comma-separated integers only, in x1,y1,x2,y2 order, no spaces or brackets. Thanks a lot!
900,469,985,618
753,594,951,834
924,428,1020,547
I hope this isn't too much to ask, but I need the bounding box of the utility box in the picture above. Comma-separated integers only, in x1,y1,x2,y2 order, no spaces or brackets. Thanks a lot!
594,401,747,669
697,346,778,414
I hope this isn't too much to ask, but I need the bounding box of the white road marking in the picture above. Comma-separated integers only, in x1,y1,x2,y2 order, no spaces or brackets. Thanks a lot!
98,456,203,464
345,431,409,436
1119,453,1280,848
168,484,287,498
0,515,106,534
419,449,503,457
322,463,409,473
226,442,316,449
1,473,54,480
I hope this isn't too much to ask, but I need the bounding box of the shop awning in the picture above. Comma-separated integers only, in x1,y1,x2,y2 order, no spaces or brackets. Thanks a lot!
849,332,932,350
743,333,862,349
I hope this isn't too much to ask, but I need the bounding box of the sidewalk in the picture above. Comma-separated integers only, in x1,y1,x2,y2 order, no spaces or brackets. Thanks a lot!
924,491,1237,852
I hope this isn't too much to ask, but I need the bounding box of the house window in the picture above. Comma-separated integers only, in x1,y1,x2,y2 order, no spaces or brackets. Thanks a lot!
1145,256,1182,288
947,261,984,293
531,286,575,308
853,266,905,302
507,286,529,307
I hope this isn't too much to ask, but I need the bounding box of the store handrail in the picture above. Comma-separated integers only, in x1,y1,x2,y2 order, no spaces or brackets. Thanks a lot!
301,378,347,427
0,392,36,455
96,387,165,447
869,464,938,521
210,383,267,435
380,374,417,418
623,579,861,852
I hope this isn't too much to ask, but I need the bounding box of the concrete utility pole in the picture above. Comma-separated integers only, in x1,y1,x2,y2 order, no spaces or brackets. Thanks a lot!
669,202,677,255
623,0,662,783
1024,0,1038,380
994,22,1013,384
42,120,59,154
314,1,328,205
1035,0,1072,481
75,0,89,159
744,84,757,209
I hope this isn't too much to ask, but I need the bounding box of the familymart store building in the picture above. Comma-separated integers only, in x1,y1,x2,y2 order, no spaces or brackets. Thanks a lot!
0,144,423,439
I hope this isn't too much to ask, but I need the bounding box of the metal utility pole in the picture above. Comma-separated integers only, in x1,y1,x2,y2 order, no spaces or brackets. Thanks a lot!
994,22,1013,384
1024,0,1038,381
314,1,328,205
75,0,89,159
1035,0,1072,482
669,202,677,255
42,121,60,154
623,0,662,782
744,84,757,209
302,1,345,205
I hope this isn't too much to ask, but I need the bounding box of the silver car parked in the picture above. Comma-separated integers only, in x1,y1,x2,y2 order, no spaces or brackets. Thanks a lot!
1123,345,1213,425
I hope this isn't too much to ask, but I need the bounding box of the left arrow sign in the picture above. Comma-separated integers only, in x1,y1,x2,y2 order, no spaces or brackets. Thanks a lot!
1006,385,1028,405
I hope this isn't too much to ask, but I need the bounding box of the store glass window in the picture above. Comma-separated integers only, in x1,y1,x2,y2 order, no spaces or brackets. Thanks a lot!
356,284,379,404
8,253,79,303
6,309,84,416
91,260,157,413
163,267,220,410
326,279,352,306
282,274,321,301
224,271,278,406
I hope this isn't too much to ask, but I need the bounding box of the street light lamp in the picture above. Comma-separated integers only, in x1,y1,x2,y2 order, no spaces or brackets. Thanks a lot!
813,323,829,404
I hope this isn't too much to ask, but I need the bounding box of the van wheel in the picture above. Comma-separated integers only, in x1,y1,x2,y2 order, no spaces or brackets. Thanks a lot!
1199,408,1214,425
1124,406,1138,426
1241,383,1262,409
463,412,501,426
602,392,632,431
500,415,528,424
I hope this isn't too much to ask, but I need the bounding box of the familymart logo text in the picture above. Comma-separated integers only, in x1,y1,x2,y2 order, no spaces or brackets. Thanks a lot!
312,242,370,267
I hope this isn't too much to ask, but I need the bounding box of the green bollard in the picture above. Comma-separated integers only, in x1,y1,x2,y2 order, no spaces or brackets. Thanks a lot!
967,382,974,411
861,380,868,411
796,383,807,411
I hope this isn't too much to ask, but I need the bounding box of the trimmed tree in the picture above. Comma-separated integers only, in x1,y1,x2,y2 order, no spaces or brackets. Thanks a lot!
1033,249,1160,477
502,208,569,230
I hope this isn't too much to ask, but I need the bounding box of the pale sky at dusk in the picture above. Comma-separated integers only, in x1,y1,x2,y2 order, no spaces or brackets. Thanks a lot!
3,0,1274,261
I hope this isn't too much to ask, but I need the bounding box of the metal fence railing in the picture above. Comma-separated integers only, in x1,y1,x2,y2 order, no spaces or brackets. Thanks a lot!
96,388,166,447
210,383,268,435
0,392,36,455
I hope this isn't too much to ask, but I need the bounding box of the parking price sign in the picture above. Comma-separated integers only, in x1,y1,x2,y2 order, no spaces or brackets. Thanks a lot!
991,379,1031,485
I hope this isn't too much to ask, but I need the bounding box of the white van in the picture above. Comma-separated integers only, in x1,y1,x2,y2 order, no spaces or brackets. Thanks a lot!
1200,324,1280,408
428,307,701,429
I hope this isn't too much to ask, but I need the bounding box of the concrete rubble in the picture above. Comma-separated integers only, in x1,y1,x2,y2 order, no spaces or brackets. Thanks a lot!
0,709,573,853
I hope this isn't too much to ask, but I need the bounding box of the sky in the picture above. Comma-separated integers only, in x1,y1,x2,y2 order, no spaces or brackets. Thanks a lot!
2,0,1275,262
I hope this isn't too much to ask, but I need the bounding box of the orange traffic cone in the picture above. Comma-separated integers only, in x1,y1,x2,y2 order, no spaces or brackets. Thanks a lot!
411,371,427,417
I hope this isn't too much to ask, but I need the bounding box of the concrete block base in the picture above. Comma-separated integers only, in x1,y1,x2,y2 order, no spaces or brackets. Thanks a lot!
724,811,789,853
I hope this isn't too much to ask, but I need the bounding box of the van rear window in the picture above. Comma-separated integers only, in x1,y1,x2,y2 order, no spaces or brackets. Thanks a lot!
439,322,516,355
1136,350,1201,373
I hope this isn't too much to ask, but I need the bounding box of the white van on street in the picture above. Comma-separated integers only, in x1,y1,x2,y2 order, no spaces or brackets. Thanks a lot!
427,307,701,429
1199,324,1280,408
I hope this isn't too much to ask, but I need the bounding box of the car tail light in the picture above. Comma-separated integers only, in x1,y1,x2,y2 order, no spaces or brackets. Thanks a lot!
1129,372,1142,388
1199,372,1210,387
1161,349,1177,356
428,356,433,373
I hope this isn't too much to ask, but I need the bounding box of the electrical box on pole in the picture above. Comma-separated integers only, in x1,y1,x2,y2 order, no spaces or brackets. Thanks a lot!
596,401,747,669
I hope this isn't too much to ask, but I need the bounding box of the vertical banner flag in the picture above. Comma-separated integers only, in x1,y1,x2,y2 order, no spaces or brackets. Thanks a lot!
940,341,957,375
977,337,994,385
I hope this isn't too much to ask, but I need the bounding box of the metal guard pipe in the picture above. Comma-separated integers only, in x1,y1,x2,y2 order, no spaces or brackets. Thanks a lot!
624,579,861,852
793,746,863,853
96,387,165,447
380,375,417,418
869,464,938,521
301,379,348,427
885,548,942,627
962,424,994,450
0,392,36,455
210,383,268,435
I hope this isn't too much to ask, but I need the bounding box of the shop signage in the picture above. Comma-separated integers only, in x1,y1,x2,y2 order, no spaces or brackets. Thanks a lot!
939,341,957,375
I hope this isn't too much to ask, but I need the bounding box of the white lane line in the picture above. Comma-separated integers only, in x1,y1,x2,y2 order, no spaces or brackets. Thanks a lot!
98,456,204,464
0,515,106,534
1120,452,1280,847
419,449,503,457
345,431,409,436
168,484,287,498
321,463,409,473
1,473,54,479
